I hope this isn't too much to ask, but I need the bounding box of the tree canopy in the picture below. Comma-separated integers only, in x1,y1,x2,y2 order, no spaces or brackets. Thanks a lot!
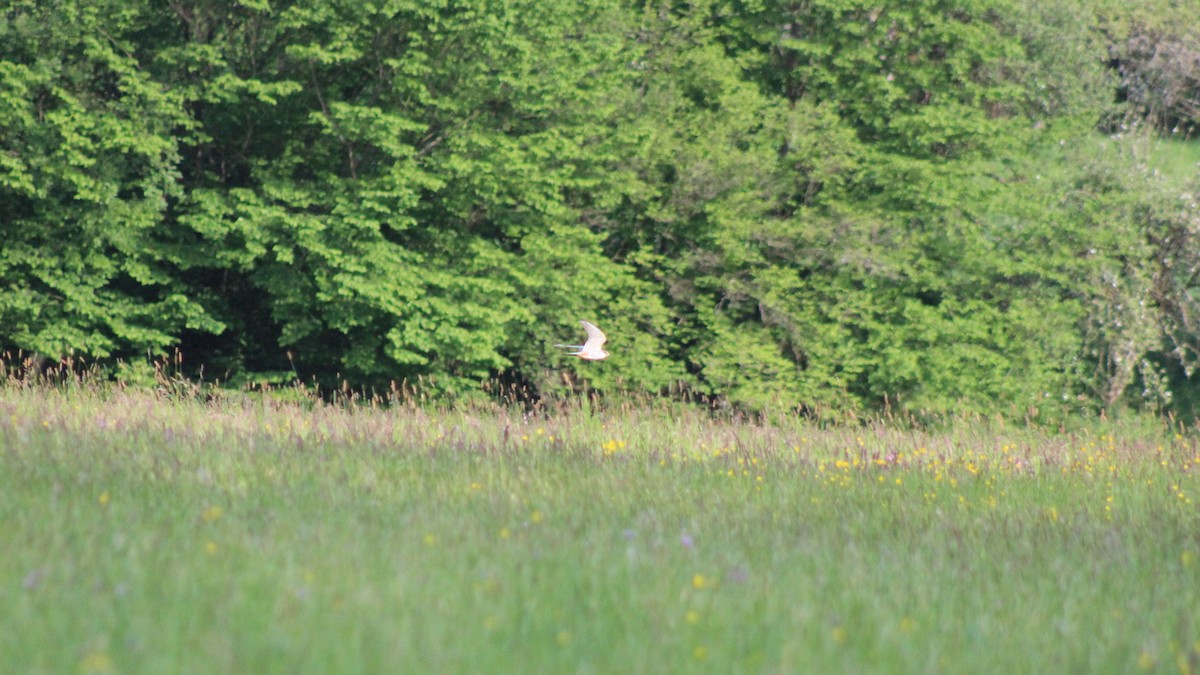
2,0,1198,419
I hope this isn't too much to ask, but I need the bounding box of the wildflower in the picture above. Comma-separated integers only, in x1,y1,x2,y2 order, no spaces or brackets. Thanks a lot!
693,646,709,661
899,617,916,634
201,505,223,523
685,610,701,624
423,534,437,547
531,510,543,524
556,631,572,645
499,528,511,540
23,568,44,590
98,491,109,507
204,540,219,555
78,651,114,673
692,574,709,590
831,626,847,644
680,533,695,549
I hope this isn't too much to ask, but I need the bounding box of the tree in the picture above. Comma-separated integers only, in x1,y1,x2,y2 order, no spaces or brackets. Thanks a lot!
0,0,219,361
159,0,682,393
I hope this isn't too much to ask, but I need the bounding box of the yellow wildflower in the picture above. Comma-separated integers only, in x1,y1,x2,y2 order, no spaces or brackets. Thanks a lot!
78,651,114,673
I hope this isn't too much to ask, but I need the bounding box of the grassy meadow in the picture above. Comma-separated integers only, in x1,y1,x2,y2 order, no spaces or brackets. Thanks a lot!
2,381,1200,674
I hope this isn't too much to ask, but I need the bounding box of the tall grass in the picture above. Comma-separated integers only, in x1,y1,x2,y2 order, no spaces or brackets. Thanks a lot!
2,376,1198,673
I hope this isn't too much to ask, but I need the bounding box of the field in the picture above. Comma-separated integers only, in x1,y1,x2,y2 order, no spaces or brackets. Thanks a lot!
2,383,1199,674
1148,136,1200,190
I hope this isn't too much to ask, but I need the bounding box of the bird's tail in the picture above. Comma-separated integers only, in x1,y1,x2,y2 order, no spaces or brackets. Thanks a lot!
555,344,583,349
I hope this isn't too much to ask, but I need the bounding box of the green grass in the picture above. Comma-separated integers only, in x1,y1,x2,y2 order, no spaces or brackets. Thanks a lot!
2,384,1199,674
1147,136,1200,189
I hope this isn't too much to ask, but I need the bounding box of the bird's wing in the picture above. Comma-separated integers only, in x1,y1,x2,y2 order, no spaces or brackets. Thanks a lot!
579,320,607,350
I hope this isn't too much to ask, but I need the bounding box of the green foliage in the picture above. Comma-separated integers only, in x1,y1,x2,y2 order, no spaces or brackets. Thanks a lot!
0,1,219,358
1004,0,1116,124
1,0,1197,418
153,0,682,393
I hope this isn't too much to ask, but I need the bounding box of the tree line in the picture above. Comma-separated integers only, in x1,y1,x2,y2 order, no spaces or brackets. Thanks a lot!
2,0,1199,418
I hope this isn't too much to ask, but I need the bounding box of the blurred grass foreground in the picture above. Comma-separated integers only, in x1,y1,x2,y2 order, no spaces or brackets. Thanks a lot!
2,374,1199,674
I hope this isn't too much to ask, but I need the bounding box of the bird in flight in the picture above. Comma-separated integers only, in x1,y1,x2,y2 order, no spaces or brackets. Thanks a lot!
556,320,609,361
